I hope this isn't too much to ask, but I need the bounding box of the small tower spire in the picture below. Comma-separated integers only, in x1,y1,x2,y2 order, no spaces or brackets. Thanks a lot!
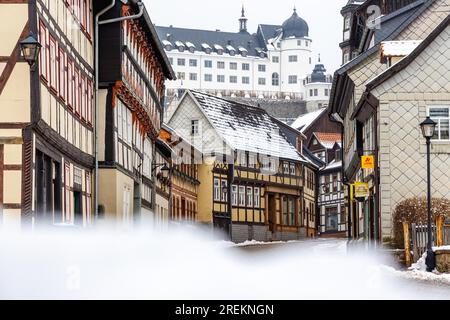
318,53,321,63
239,4,248,33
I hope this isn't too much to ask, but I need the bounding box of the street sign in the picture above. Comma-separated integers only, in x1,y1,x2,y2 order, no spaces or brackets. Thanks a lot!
361,155,374,169
354,182,369,198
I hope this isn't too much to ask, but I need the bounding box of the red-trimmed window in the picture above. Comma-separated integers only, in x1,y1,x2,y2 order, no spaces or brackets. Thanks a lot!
64,162,71,223
39,21,48,80
58,48,66,101
76,0,81,21
74,69,80,116
86,0,92,37
49,36,57,90
81,75,86,120
80,0,86,29
67,59,73,109
85,171,92,223
87,79,92,124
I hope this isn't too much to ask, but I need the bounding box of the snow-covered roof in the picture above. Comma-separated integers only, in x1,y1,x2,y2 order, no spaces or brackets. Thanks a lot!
380,40,422,59
174,40,185,48
291,108,327,133
313,132,342,150
226,45,236,53
320,160,342,172
189,91,305,162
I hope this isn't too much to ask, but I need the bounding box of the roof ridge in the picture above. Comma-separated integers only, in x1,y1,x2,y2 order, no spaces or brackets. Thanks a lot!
156,25,252,37
191,90,267,113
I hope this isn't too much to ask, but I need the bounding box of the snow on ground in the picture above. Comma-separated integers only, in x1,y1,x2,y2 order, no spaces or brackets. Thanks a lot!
0,225,449,299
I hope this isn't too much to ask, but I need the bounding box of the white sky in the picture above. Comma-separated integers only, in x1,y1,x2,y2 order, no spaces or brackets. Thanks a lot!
144,0,348,73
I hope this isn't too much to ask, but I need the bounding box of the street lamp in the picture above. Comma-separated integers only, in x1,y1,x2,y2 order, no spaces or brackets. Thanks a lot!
420,116,437,272
19,32,41,70
153,163,170,179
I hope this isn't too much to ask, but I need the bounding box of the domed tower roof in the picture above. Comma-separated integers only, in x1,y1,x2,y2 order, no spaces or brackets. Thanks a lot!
281,8,309,39
310,55,327,83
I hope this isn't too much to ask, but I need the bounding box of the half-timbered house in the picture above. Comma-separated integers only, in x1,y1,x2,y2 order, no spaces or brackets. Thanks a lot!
168,90,317,242
329,0,450,242
0,0,95,229
159,124,200,224
94,1,175,224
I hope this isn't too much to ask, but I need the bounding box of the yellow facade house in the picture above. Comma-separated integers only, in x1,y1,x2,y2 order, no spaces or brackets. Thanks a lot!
168,90,317,242
0,1,95,229
159,124,200,224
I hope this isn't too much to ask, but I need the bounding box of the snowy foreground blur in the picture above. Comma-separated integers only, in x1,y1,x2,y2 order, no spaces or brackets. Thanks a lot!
1,224,450,299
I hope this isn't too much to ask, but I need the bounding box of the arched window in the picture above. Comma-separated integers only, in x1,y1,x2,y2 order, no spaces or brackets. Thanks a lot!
272,73,279,86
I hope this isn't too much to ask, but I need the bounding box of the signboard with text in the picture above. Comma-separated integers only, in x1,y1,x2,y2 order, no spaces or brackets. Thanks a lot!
354,182,370,198
361,155,375,169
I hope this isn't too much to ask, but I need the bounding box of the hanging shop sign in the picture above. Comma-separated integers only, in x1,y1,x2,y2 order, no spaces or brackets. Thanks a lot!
354,182,370,198
361,155,375,169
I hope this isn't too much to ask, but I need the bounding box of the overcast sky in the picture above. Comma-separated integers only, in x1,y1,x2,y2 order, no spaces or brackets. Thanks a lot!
144,0,348,73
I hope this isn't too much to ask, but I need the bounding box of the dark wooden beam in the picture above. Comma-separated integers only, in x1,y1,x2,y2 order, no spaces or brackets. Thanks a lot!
0,0,28,3
0,21,29,96
0,145,3,208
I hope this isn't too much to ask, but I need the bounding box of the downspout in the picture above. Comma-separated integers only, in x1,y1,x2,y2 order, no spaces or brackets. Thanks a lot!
331,112,351,240
373,105,380,245
94,0,144,219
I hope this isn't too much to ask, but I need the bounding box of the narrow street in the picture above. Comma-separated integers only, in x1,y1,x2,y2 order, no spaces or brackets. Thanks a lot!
234,238,450,299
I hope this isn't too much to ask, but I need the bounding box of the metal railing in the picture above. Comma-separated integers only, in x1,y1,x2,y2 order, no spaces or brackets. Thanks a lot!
411,223,436,262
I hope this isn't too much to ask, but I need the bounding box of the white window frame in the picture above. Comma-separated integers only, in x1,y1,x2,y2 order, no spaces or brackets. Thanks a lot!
283,162,289,174
214,178,220,201
232,185,238,206
428,106,450,141
289,163,295,175
221,180,228,202
254,187,260,208
246,187,253,207
238,186,245,206
191,119,199,136
248,154,255,168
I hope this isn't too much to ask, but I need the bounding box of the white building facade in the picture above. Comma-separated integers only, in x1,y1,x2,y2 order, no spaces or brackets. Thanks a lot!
156,8,315,101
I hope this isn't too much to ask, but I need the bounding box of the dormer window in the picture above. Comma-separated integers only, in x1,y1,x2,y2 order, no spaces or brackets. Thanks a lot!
201,43,212,54
238,46,248,57
226,45,236,56
343,15,351,41
162,40,173,51
185,42,195,53
214,44,224,55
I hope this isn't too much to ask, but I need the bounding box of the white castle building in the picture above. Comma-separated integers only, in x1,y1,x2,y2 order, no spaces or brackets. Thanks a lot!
156,7,332,104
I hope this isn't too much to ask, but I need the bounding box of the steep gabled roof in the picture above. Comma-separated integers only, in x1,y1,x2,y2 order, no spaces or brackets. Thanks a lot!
313,132,342,150
139,4,176,80
320,159,342,173
329,0,433,116
189,90,305,162
155,25,265,57
367,12,450,90
302,146,325,168
291,108,327,133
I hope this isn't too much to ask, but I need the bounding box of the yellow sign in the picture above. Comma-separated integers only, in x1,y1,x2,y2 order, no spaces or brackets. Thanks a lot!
361,155,375,169
354,182,370,198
